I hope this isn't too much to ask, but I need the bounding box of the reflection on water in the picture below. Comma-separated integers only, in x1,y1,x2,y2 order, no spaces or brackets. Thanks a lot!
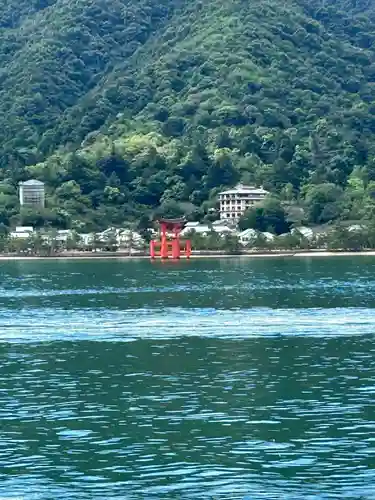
0,258,375,499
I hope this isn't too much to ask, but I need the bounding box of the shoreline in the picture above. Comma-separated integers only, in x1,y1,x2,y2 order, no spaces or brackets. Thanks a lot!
1,250,375,261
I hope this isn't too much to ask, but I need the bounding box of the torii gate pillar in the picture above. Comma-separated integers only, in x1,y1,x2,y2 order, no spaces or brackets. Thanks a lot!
150,218,191,260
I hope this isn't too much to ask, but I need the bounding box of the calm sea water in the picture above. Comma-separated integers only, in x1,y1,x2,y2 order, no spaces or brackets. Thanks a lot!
0,257,375,499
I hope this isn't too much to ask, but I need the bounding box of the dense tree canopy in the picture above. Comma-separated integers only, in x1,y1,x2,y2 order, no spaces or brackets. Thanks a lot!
2,0,375,229
238,197,291,235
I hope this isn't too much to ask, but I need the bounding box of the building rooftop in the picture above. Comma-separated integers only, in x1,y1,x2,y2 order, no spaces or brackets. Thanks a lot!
181,224,235,236
19,179,44,186
185,222,200,227
218,184,268,196
239,228,258,238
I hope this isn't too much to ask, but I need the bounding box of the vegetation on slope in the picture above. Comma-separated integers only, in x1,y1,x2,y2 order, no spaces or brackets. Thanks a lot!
2,0,375,230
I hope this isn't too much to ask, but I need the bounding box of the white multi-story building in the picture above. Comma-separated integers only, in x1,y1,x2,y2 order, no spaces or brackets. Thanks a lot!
19,179,45,208
218,184,268,221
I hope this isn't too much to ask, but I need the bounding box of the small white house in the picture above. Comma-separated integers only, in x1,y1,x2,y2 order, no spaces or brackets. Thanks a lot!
94,228,145,248
239,229,275,245
184,222,200,229
181,223,235,237
291,226,314,240
239,228,258,245
117,229,144,247
55,230,74,242
348,224,366,233
262,232,275,241
10,226,34,239
78,233,94,246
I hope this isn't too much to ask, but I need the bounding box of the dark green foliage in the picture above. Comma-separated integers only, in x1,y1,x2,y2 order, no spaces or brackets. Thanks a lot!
17,207,70,228
154,200,185,220
188,230,241,253
2,0,375,228
238,198,291,235
304,184,345,223
326,225,366,251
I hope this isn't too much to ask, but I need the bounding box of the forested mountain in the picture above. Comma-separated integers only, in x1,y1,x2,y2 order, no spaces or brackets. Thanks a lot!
2,0,375,230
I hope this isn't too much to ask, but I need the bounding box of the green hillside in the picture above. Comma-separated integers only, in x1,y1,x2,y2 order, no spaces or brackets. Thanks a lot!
1,0,375,230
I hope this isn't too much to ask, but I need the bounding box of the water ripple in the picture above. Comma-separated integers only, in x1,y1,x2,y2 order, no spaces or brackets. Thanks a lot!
0,307,374,343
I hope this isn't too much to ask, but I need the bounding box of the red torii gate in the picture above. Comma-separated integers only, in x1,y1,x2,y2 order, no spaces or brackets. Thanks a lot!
150,218,191,259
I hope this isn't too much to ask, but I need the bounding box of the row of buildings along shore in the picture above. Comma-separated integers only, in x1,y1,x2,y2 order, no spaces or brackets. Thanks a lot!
9,223,318,249
10,222,366,251
13,180,358,248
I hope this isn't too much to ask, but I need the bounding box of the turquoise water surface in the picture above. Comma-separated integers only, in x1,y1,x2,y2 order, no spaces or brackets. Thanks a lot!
0,257,374,499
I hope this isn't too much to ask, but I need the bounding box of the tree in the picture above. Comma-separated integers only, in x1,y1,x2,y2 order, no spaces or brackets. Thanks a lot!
304,183,345,224
274,232,302,250
162,117,186,137
136,215,153,243
216,129,232,148
56,180,82,200
101,230,119,252
66,231,81,251
327,225,368,251
220,233,242,254
26,232,46,255
154,200,185,220
205,149,239,190
19,207,65,228
238,197,291,235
